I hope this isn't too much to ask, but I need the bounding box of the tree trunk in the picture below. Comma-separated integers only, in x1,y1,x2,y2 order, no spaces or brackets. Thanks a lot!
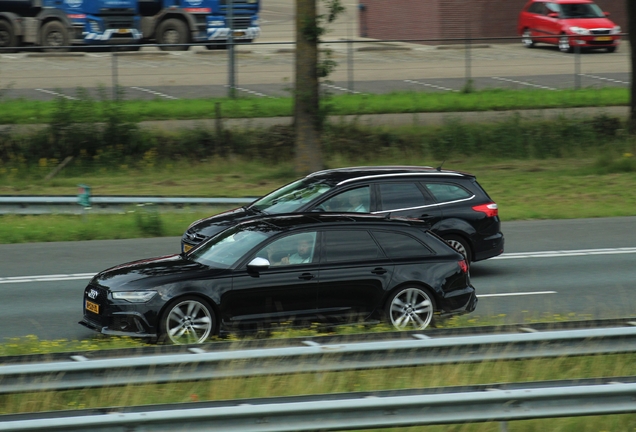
294,0,323,175
629,0,636,132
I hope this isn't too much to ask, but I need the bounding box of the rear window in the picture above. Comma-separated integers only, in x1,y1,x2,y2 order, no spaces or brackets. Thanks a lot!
371,230,433,259
424,183,473,203
323,230,383,262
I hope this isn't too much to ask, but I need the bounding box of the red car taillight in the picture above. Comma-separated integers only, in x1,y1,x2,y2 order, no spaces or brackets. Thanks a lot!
458,259,468,274
472,202,498,218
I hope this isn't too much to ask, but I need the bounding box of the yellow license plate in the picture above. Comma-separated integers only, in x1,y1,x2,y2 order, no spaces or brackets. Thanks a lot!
86,300,99,314
234,31,245,37
595,36,612,41
118,29,130,34
184,244,193,253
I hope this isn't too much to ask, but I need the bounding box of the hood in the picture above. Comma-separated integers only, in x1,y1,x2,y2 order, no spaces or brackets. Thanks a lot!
561,17,616,29
93,254,225,291
187,206,253,237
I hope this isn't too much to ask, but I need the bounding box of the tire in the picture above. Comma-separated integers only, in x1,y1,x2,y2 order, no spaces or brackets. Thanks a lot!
159,296,216,344
386,286,436,330
558,35,573,53
41,21,70,52
521,29,534,48
444,234,472,263
0,20,19,52
157,19,189,51
607,46,616,53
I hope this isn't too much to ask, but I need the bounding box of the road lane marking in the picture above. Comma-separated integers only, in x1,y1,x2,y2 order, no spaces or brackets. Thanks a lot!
1,248,634,284
404,79,456,92
493,247,636,260
491,76,556,91
130,87,178,100
35,89,77,100
580,74,629,85
478,291,557,298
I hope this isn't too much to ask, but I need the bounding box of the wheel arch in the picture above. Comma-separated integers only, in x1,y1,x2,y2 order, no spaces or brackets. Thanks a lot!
157,290,221,331
383,281,439,313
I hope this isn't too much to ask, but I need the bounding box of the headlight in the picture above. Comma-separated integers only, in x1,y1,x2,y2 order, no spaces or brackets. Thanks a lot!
612,26,621,34
112,291,157,303
569,27,590,35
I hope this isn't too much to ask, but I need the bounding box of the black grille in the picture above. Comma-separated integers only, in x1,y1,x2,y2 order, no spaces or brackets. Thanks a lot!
587,40,614,45
185,229,208,245
590,29,611,35
220,0,257,4
102,16,136,29
229,17,251,30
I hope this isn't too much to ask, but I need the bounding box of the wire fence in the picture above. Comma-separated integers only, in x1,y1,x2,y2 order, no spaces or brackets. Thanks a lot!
0,35,630,102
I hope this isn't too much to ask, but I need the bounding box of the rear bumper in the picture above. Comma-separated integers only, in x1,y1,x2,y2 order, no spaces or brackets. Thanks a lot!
474,232,504,262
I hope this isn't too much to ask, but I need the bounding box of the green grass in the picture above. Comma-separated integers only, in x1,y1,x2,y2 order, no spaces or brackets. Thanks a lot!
1,155,635,244
0,87,629,124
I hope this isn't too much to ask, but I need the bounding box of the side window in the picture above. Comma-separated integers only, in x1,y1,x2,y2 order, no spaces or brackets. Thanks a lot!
546,2,560,14
323,230,383,262
372,230,433,259
317,186,370,213
528,2,544,14
254,232,317,266
424,183,473,204
378,183,433,212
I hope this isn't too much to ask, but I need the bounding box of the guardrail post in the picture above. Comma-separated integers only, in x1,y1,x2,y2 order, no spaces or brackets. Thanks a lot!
228,0,236,99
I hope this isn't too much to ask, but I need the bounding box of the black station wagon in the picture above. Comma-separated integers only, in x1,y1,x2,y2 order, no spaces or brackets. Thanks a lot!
81,214,477,344
182,166,504,263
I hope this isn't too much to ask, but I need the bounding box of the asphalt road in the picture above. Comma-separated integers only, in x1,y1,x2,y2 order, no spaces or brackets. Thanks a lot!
1,216,635,342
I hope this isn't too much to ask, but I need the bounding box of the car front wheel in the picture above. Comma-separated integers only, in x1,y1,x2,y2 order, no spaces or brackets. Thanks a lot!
558,35,573,53
159,296,216,344
521,29,534,48
386,287,436,330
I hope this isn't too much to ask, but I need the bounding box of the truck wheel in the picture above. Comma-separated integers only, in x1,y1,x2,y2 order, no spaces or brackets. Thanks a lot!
0,20,19,51
41,21,69,52
157,19,189,51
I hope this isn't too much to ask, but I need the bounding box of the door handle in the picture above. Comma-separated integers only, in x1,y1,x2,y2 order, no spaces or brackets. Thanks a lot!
371,267,387,275
298,273,315,280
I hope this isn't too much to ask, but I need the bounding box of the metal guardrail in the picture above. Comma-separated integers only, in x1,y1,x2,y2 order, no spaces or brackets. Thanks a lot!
2,324,636,394
0,196,255,214
1,376,636,431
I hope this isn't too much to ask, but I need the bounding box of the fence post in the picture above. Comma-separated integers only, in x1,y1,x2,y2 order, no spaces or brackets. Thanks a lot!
228,0,236,99
574,42,581,90
464,25,472,91
347,21,354,93
112,47,119,101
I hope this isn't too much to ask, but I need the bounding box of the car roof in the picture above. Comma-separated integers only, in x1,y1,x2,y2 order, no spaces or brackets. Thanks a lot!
235,213,428,232
304,166,475,185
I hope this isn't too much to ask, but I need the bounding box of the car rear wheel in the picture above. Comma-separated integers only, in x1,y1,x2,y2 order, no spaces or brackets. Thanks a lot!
386,287,436,330
607,46,616,53
444,235,472,263
558,35,573,53
159,296,216,344
521,29,534,48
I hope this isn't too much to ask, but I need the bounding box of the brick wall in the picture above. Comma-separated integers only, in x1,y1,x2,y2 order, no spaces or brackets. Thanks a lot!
357,0,626,44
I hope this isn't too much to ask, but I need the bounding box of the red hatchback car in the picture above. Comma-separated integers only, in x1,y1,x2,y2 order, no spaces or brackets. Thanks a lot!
517,0,621,53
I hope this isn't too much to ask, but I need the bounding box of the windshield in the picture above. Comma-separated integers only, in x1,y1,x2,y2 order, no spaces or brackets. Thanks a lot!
250,178,333,214
189,226,274,268
556,3,605,18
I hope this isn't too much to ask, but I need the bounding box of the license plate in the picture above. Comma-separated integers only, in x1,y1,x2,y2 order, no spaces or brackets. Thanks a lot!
184,244,193,253
86,300,99,314
234,31,245,37
595,36,612,41
118,29,130,34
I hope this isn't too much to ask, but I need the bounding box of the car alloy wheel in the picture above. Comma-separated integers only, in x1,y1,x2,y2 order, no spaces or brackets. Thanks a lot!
387,287,435,330
522,29,534,48
559,35,573,53
161,297,215,344
444,235,472,263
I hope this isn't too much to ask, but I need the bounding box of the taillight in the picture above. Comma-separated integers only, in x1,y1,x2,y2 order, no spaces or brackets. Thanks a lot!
458,259,468,273
472,202,498,218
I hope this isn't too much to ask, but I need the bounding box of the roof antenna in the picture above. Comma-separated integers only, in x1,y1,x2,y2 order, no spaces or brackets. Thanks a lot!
436,160,445,172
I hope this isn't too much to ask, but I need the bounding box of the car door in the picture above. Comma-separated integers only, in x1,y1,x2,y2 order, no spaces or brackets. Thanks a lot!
227,231,320,326
316,228,394,322
373,182,443,228
535,1,562,43
311,185,374,213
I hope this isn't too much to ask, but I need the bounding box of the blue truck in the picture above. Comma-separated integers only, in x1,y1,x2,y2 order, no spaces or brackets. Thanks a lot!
0,0,142,50
138,0,260,51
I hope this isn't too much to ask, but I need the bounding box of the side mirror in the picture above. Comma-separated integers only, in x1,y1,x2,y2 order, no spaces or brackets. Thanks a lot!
247,257,270,274
604,11,610,17
547,12,558,18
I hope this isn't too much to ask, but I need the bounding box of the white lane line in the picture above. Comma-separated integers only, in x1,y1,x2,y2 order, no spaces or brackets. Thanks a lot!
491,76,557,91
130,87,178,100
580,74,629,85
35,89,77,100
322,83,360,94
493,247,636,260
404,79,456,92
224,85,273,98
478,291,557,298
0,273,95,284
